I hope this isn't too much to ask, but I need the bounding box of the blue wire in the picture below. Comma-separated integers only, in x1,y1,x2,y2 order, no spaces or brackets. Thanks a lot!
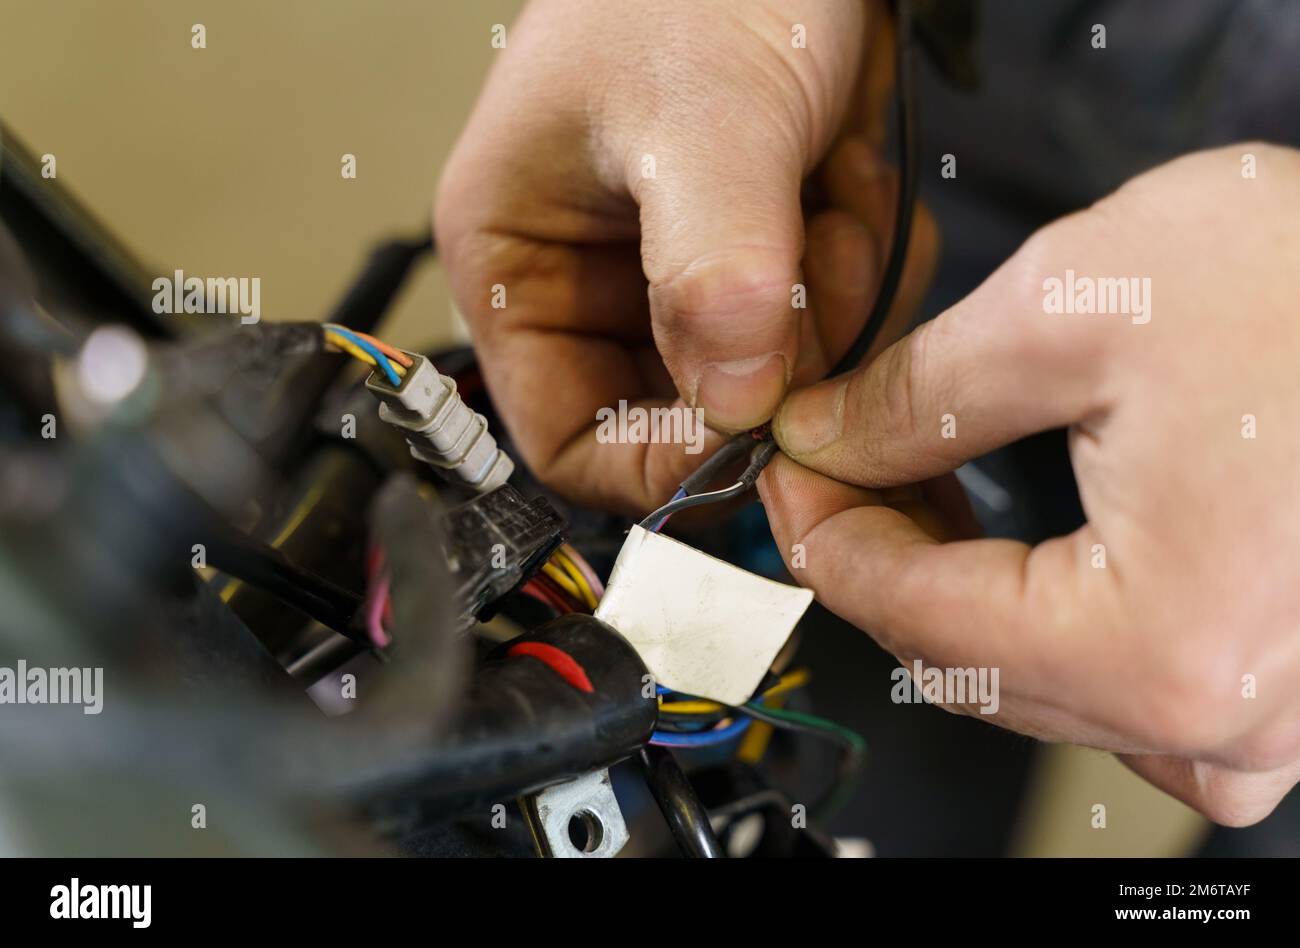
648,487,688,533
649,716,751,748
324,324,401,386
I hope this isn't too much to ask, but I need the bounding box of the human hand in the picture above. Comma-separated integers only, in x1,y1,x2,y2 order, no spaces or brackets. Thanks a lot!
761,143,1300,825
436,0,936,515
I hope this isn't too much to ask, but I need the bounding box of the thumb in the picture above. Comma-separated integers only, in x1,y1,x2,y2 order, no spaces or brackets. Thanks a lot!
771,215,1116,486
635,128,807,432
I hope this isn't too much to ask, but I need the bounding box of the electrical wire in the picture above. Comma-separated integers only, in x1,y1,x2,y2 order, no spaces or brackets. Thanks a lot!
322,329,377,366
828,0,917,376
323,324,403,385
519,543,606,616
638,745,726,858
364,545,393,648
643,482,742,532
640,440,778,531
658,667,811,716
681,434,752,495
645,487,687,533
738,703,866,756
558,542,604,601
650,673,864,815
649,716,751,748
531,572,580,613
551,547,598,608
738,701,867,817
650,669,811,747
325,329,405,385
540,559,585,605
347,330,414,368
366,575,392,648
521,577,572,614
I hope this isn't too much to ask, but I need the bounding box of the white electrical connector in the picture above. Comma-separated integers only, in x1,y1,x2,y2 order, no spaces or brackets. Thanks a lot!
364,353,514,492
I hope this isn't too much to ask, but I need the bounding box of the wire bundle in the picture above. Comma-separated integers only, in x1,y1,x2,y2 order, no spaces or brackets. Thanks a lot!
323,323,411,386
650,669,811,748
651,670,867,817
520,543,604,614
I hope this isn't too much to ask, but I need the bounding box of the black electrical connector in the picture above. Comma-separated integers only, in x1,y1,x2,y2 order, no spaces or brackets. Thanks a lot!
441,483,566,625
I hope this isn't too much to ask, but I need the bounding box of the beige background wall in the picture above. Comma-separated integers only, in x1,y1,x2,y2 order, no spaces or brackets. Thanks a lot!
0,0,525,349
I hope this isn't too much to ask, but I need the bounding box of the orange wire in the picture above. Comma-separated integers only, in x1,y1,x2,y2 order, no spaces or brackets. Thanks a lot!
348,331,414,367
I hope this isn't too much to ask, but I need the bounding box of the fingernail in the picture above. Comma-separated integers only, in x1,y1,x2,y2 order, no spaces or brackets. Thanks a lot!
694,352,789,431
774,379,846,457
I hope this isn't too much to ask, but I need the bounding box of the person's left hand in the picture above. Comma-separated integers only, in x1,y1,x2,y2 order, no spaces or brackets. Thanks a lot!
760,143,1300,826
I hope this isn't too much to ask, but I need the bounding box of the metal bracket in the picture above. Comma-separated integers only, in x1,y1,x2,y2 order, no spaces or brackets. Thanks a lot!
522,769,629,858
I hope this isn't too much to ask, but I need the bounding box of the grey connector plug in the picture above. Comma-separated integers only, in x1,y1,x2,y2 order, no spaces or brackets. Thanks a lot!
364,353,514,492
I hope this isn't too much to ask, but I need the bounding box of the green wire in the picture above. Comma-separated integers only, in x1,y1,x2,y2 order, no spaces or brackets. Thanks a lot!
743,703,868,753
740,702,867,819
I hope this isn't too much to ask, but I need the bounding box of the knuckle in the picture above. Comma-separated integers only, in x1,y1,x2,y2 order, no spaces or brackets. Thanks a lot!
880,332,924,444
647,245,799,349
996,211,1119,368
840,323,941,486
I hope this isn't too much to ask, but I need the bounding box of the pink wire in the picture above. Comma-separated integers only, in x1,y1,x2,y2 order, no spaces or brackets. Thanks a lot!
366,576,392,648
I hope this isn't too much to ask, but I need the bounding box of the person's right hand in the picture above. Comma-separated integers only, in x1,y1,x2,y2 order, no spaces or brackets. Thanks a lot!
435,0,937,515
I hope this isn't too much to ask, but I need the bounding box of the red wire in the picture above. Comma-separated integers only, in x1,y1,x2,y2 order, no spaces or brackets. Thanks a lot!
522,578,572,614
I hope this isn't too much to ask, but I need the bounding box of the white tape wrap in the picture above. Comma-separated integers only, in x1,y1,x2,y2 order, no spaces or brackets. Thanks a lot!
594,525,814,706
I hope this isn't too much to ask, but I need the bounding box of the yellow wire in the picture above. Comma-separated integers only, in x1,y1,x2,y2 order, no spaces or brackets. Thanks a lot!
325,331,406,377
325,332,373,366
737,703,779,763
540,561,585,605
218,481,327,602
551,549,597,608
326,332,384,371
657,667,812,715
329,332,406,376
558,542,603,593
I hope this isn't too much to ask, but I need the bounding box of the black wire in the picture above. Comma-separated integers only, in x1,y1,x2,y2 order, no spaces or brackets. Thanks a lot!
680,433,752,495
638,745,726,858
828,0,918,377
202,521,369,644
